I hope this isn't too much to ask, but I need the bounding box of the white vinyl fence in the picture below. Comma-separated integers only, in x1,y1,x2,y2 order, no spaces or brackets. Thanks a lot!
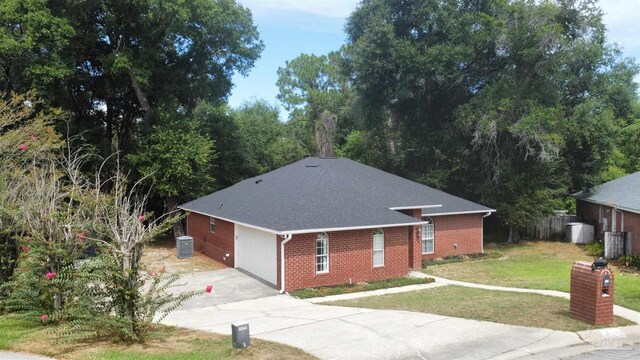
604,232,633,259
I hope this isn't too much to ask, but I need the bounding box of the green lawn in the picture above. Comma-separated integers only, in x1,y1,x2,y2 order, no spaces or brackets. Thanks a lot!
327,285,633,332
423,241,640,311
0,315,315,360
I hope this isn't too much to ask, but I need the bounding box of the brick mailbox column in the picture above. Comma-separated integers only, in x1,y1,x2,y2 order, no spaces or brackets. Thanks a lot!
569,261,614,325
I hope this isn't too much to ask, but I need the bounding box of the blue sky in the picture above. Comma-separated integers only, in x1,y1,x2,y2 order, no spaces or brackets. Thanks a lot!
230,0,640,118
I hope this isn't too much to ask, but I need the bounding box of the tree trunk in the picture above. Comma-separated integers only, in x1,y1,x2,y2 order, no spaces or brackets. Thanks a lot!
387,110,399,157
106,100,115,153
127,69,151,119
507,225,513,243
167,197,184,238
54,293,63,310
314,110,337,157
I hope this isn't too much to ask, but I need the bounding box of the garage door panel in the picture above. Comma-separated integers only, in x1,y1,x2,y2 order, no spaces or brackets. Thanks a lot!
235,225,277,285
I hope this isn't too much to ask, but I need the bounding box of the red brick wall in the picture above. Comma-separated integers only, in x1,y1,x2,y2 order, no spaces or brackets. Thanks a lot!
278,226,410,291
186,212,234,267
421,213,484,260
570,261,614,325
577,200,640,254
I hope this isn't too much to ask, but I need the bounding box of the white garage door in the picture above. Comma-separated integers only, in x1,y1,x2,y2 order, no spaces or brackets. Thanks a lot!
234,224,277,285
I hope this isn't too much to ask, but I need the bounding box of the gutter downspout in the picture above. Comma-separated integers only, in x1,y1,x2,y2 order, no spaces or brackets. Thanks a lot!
482,212,492,253
279,234,292,293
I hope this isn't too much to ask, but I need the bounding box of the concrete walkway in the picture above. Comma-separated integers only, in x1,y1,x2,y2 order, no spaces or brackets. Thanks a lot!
295,272,640,358
0,352,52,360
163,294,589,359
161,272,640,359
166,268,278,308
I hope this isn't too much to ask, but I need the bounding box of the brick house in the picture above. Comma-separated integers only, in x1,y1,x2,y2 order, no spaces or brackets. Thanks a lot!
573,171,640,255
179,157,495,292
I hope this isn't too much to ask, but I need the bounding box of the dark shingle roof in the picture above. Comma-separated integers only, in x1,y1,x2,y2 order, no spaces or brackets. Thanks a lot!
573,171,640,214
179,157,494,233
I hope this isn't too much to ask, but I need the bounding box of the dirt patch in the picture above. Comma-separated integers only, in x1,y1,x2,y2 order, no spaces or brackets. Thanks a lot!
143,237,226,274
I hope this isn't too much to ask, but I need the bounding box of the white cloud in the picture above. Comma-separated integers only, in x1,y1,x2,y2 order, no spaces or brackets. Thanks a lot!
238,0,360,19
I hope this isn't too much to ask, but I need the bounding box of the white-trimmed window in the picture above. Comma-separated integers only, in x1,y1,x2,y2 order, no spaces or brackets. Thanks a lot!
316,232,329,273
422,218,434,254
209,217,216,233
373,228,384,267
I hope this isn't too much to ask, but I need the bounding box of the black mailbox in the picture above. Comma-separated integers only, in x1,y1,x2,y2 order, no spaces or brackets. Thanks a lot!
591,257,608,271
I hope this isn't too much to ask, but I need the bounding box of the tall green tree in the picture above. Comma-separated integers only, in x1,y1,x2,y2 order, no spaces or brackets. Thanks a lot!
231,100,306,175
345,0,501,181
1,0,263,164
277,51,353,156
192,101,251,188
345,0,638,239
0,0,74,95
127,107,216,216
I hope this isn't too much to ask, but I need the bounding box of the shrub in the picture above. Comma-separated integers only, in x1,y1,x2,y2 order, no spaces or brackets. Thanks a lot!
583,242,604,257
422,252,502,268
620,255,640,269
0,235,17,289
1,151,97,321
59,256,202,342
54,170,202,343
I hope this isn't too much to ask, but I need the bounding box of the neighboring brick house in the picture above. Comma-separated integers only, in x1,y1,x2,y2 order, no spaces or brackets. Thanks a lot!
573,171,640,255
180,157,495,292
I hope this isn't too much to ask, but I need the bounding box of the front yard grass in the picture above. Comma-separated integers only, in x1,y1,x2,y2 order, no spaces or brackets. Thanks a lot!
327,285,633,332
423,241,640,311
0,315,315,360
290,277,434,299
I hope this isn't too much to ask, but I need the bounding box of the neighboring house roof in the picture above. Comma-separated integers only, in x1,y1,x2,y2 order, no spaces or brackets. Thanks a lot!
573,171,640,214
180,157,495,234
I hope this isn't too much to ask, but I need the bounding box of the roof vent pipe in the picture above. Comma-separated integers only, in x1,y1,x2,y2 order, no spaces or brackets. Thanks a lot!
279,234,292,293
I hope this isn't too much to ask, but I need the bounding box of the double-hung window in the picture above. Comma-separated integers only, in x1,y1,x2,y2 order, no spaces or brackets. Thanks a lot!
422,219,434,254
316,233,328,273
209,217,216,233
373,228,384,267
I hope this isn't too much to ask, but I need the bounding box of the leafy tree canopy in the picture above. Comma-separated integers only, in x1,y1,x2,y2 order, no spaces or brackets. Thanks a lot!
1,0,263,155
345,0,639,236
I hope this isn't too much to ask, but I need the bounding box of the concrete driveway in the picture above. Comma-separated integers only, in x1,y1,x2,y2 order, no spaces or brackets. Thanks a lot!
167,268,278,308
162,294,583,359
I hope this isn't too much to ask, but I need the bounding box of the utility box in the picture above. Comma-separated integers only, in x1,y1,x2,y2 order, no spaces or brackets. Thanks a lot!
176,236,193,259
566,223,594,244
570,260,614,325
232,321,250,348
